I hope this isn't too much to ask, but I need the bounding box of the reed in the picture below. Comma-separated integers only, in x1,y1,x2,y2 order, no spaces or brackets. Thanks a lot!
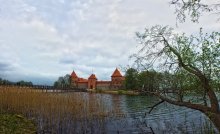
2,86,212,133
0,86,116,133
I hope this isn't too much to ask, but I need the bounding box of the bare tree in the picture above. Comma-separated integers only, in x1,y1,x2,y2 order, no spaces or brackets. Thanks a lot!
170,0,220,23
133,25,220,131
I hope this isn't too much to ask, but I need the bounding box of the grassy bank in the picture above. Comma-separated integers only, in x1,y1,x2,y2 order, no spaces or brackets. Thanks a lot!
0,113,36,134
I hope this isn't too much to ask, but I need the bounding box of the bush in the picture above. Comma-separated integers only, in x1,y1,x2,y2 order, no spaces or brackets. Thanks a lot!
117,90,123,94
96,89,103,93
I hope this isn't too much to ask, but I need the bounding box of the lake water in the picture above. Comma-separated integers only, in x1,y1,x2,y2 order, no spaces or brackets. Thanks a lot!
36,92,217,134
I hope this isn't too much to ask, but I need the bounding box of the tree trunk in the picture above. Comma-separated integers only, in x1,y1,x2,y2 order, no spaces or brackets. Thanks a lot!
205,112,220,132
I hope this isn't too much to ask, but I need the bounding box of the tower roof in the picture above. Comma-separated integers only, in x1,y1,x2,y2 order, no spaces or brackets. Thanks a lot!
111,68,122,77
71,70,78,78
88,74,97,79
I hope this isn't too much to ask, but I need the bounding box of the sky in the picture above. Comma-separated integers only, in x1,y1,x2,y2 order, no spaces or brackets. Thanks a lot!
0,0,219,85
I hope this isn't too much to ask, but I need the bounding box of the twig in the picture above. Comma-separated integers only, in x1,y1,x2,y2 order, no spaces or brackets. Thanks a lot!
148,100,165,114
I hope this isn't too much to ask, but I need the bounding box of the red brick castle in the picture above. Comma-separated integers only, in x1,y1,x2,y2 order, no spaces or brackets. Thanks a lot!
71,68,125,89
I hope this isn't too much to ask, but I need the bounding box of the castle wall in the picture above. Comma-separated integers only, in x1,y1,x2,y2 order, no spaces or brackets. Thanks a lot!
78,83,88,89
71,68,125,90
96,81,111,90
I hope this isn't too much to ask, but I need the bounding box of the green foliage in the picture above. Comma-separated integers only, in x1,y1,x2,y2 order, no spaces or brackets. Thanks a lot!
0,78,33,87
138,70,161,91
124,66,209,98
134,25,220,92
125,68,139,90
54,74,71,89
117,90,127,95
96,89,103,93
117,90,123,95
124,68,163,91
0,79,13,85
16,81,33,87
0,114,36,134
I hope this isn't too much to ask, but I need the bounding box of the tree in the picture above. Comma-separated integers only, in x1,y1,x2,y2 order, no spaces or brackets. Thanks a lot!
137,71,149,89
16,81,33,87
53,77,64,88
0,78,2,85
133,25,220,131
54,74,71,89
125,68,139,90
138,70,161,92
63,74,71,88
170,0,220,23
53,81,59,88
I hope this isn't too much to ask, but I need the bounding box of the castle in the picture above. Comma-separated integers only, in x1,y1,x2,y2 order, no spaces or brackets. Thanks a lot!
70,68,125,90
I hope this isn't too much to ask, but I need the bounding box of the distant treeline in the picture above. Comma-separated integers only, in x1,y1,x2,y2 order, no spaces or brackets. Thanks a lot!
124,68,220,92
124,68,174,91
0,78,33,87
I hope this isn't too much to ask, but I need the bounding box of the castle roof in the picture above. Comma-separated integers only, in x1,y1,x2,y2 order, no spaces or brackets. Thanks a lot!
88,74,97,80
78,78,88,83
71,70,78,78
111,68,123,77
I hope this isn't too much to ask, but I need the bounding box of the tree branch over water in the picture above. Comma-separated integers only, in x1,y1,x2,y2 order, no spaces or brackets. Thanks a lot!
133,25,220,132
148,100,164,114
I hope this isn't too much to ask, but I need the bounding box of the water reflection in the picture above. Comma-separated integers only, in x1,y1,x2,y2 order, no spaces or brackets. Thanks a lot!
99,94,216,134
35,92,216,133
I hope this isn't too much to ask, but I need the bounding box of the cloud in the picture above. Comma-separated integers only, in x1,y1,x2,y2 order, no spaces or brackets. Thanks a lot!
0,0,219,85
0,62,13,72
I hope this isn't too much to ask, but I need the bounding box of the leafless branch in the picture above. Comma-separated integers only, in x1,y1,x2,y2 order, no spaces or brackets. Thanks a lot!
148,100,165,114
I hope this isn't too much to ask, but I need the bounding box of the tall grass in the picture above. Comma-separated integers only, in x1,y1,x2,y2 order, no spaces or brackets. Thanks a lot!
0,86,118,133
1,86,215,133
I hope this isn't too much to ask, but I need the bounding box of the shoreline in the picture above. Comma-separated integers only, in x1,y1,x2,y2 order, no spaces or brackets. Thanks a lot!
0,86,141,95
87,89,140,95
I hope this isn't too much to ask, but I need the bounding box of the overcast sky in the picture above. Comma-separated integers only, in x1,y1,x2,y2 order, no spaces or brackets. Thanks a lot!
0,0,219,85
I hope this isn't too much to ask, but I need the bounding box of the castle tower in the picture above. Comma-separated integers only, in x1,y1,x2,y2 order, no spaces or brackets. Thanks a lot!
71,70,78,87
111,68,124,89
88,74,97,89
